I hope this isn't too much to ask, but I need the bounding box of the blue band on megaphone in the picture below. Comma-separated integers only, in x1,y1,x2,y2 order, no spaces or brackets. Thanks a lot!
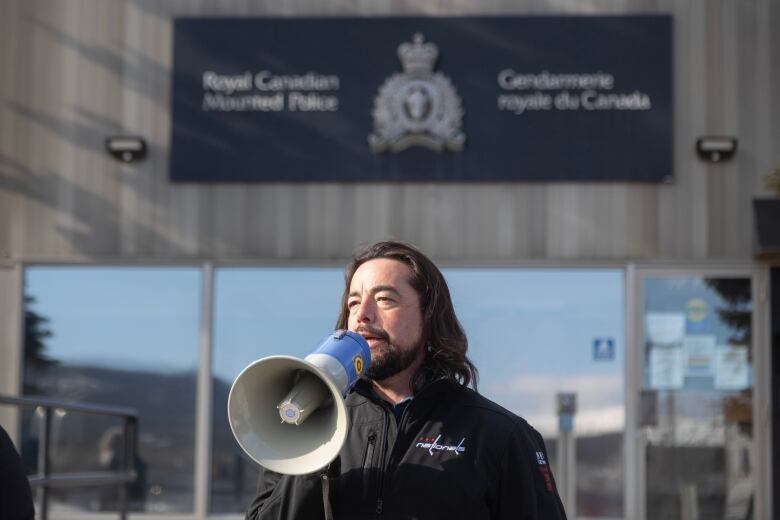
311,330,370,389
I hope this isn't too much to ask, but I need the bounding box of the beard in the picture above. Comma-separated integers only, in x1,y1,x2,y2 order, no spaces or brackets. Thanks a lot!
357,325,422,381
366,341,421,381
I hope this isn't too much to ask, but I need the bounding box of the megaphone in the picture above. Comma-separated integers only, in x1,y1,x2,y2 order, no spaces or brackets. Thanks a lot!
227,330,370,475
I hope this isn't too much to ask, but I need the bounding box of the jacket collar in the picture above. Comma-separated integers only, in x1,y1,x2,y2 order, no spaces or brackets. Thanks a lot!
352,377,458,407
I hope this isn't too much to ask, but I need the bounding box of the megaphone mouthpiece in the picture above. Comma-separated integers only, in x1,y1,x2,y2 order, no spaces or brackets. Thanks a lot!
277,371,329,425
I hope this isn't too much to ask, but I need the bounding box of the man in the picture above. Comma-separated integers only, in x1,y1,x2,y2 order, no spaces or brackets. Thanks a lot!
247,240,566,519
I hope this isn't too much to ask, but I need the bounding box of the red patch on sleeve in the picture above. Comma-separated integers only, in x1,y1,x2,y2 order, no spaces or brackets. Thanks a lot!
537,465,554,493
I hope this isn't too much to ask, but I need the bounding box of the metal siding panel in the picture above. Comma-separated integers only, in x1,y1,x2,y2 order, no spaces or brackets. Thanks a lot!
753,0,773,196
399,184,425,250
308,183,355,259
526,185,548,258
773,1,780,174
510,186,534,258
19,1,61,257
435,186,467,259
463,186,506,260
719,0,743,258
704,0,741,259
659,0,693,258
735,0,759,260
352,185,392,256
166,185,205,257
601,185,628,258
272,186,294,258
689,0,709,259
0,267,23,439
66,1,120,257
245,185,281,257
0,0,21,259
494,187,517,259
546,184,580,258
0,0,768,262
213,185,248,256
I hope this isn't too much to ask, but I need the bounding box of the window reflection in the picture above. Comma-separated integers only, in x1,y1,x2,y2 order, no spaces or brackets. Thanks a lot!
444,269,625,518
210,267,344,513
22,267,200,513
210,267,625,518
643,276,753,520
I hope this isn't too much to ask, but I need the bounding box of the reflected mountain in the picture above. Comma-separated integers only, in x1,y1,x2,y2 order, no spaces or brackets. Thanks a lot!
23,364,197,513
24,365,630,516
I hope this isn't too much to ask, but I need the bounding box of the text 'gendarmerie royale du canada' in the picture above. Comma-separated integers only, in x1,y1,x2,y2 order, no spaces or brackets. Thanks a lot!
496,70,652,115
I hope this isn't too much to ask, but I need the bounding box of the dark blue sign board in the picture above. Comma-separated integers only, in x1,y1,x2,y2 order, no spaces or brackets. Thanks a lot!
170,16,672,182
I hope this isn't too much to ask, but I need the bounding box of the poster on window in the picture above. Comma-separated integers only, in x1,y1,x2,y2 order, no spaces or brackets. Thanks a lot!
714,346,750,390
646,312,685,345
682,335,716,378
648,345,684,390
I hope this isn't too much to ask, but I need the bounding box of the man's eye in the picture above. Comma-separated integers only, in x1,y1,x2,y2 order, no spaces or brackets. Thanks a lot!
347,300,360,309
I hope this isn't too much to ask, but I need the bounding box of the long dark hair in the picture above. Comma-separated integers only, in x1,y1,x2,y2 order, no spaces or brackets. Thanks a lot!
335,241,478,391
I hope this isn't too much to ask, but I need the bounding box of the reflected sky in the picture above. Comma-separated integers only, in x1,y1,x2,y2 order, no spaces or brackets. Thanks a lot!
213,267,624,436
25,265,625,437
446,268,624,435
213,268,345,382
25,267,201,374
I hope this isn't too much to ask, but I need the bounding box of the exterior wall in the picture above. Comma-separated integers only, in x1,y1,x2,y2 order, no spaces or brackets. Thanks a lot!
0,0,778,264
0,266,22,439
0,4,777,517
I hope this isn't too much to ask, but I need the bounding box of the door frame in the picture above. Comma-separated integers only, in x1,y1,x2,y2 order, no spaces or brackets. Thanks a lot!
624,263,771,520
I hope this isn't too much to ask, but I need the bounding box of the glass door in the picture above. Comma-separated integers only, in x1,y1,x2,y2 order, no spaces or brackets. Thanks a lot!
445,268,625,519
630,268,762,520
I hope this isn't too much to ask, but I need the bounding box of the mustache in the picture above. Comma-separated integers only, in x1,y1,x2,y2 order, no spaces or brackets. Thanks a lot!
355,325,390,342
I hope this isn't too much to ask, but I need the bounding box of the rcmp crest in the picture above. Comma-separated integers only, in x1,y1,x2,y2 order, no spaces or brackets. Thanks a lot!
369,33,466,153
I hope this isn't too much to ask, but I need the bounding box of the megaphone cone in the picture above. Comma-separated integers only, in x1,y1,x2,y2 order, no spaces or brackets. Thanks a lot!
227,331,370,475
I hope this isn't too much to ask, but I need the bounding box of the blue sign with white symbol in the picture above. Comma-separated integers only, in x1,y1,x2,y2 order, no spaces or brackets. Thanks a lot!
593,338,615,361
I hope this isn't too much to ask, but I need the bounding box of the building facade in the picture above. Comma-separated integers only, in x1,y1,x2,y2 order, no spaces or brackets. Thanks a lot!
1,0,778,519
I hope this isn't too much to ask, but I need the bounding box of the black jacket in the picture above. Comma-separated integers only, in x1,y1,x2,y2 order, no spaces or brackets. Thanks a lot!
247,379,567,520
0,425,35,520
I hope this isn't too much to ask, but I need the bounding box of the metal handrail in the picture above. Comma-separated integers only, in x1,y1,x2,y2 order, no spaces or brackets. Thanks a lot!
0,394,139,520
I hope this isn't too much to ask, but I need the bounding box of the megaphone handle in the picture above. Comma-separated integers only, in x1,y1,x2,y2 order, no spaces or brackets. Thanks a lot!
321,472,334,520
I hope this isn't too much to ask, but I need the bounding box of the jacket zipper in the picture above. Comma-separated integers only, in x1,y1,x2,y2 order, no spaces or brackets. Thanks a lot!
376,400,416,519
364,431,377,469
375,408,391,518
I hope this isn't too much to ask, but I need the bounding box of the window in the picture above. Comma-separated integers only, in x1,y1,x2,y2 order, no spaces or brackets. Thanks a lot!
445,268,625,518
210,267,343,513
210,267,625,517
642,276,753,519
22,267,200,514
20,265,625,518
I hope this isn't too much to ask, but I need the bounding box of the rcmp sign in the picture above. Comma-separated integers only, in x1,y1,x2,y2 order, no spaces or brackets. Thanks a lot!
171,16,671,182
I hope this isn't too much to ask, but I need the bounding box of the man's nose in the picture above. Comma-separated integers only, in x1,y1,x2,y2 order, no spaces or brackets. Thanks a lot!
355,299,375,323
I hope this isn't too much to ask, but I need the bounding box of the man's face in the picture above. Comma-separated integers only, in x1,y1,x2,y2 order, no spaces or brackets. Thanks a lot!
347,258,425,381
